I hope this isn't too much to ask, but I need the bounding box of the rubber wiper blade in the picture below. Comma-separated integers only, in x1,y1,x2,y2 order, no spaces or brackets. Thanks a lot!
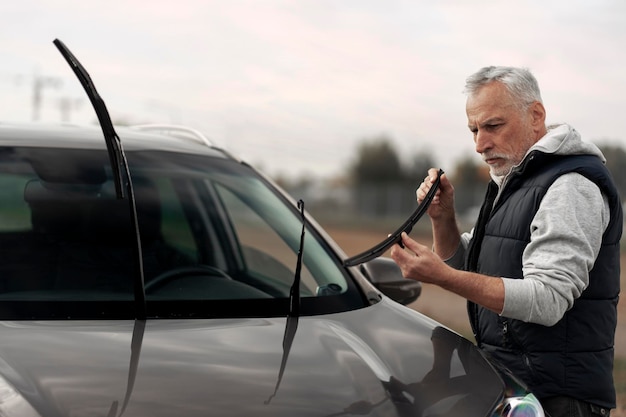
343,169,443,267
53,38,125,199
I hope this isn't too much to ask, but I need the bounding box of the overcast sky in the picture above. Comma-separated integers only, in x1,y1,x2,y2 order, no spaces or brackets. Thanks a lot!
1,0,625,179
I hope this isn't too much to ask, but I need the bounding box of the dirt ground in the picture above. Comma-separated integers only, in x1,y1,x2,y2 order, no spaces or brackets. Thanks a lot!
327,226,626,415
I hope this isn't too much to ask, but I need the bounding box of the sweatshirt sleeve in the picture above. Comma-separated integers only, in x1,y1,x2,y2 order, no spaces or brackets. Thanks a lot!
500,173,610,326
443,230,472,268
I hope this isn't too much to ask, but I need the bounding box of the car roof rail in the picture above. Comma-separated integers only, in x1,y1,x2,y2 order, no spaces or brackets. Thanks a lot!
131,124,214,148
131,123,243,163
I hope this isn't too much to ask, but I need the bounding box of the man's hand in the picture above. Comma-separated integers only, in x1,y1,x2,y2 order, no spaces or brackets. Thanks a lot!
390,232,453,285
416,168,460,259
391,233,505,314
417,168,456,221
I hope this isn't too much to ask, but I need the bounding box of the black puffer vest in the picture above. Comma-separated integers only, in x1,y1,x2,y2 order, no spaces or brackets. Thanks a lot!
466,151,622,408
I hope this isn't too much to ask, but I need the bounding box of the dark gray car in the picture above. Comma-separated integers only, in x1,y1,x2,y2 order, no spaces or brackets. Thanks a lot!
0,40,545,416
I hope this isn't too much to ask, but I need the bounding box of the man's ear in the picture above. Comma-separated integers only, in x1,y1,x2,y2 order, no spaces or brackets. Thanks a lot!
529,101,546,127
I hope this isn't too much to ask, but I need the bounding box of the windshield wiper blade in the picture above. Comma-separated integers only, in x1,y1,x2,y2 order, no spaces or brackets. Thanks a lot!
53,39,147,319
289,199,306,317
53,39,125,199
343,169,443,267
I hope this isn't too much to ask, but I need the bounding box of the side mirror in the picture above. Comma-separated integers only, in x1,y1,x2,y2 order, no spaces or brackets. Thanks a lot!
359,257,421,305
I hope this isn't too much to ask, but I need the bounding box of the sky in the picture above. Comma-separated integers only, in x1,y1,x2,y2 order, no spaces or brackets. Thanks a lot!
1,0,625,180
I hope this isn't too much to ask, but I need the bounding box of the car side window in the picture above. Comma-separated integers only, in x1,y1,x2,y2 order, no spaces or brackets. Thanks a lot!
215,185,318,296
0,173,32,232
153,177,198,261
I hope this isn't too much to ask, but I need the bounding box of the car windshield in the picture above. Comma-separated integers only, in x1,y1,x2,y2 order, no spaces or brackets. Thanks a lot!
0,145,364,319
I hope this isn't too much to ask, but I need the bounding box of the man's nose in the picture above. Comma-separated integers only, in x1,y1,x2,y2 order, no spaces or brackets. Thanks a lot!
474,131,492,154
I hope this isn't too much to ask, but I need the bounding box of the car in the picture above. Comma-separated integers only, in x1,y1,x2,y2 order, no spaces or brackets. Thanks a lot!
0,40,545,416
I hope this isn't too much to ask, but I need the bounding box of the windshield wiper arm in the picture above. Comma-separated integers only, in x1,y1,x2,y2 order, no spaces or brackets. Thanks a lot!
266,200,306,404
53,39,147,319
343,169,443,267
289,199,306,317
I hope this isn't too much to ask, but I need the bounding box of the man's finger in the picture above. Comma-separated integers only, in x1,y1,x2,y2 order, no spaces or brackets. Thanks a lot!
400,232,425,254
400,232,413,248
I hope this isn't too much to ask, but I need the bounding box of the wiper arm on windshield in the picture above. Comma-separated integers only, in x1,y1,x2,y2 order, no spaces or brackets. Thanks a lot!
289,199,306,317
343,169,443,267
265,200,306,405
53,39,125,199
53,39,147,319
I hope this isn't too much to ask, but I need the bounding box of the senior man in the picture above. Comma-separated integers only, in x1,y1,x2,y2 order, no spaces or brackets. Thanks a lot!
391,66,622,417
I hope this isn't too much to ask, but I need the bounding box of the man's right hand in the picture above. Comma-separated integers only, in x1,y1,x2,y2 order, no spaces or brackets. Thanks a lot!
416,168,456,221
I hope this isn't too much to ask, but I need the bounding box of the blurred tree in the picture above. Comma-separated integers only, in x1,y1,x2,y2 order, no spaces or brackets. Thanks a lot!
349,136,403,184
349,136,443,218
404,151,437,182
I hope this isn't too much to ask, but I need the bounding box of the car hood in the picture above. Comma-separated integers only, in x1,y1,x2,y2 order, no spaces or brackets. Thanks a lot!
0,299,504,417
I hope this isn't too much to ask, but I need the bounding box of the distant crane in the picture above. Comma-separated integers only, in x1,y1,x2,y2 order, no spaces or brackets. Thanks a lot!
3,70,86,122
58,96,83,123
32,73,62,121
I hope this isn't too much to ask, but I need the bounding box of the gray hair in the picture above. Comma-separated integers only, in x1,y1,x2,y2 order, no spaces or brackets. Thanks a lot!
464,66,543,108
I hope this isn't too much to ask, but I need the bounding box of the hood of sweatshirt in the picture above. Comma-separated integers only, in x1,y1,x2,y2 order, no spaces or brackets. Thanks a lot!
532,123,606,162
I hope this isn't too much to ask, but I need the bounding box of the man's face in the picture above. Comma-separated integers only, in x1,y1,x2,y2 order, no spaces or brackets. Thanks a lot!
466,81,544,177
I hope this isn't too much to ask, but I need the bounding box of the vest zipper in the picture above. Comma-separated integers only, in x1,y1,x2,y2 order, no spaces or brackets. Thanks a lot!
502,319,536,378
